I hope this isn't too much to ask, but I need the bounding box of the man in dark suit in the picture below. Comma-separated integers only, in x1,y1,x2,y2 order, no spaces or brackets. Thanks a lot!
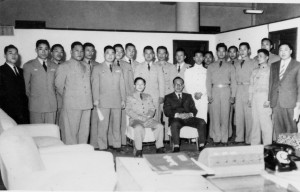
164,77,207,152
0,45,29,124
268,43,300,140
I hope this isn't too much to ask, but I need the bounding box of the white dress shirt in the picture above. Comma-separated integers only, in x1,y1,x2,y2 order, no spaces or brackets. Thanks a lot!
6,62,19,75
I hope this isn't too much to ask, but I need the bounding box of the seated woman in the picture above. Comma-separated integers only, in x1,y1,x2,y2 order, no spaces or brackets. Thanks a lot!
126,77,164,157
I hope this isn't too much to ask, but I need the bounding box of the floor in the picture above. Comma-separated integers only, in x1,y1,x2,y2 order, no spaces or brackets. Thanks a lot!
0,139,247,190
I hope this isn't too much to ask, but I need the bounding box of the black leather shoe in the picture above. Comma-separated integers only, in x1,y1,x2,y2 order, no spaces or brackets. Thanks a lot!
113,147,124,153
156,147,165,154
221,142,228,146
173,147,180,153
135,150,143,157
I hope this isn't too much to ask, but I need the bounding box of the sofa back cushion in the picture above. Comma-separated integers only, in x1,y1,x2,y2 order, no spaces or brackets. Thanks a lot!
0,109,17,133
0,128,45,178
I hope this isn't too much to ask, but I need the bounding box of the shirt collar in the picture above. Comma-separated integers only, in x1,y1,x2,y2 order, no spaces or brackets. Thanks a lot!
282,57,292,65
6,62,18,72
177,62,185,67
124,56,132,63
38,58,47,66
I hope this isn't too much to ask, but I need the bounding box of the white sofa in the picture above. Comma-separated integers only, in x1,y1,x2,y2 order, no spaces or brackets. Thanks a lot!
0,127,117,190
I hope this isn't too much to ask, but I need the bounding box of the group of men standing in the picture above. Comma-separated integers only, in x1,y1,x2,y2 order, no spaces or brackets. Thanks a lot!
1,37,299,154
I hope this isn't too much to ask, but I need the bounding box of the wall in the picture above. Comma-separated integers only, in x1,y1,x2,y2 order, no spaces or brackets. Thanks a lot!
200,4,252,32
0,29,216,66
256,3,300,26
0,0,176,31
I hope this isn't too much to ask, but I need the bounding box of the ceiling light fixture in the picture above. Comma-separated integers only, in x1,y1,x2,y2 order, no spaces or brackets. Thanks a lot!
243,9,264,14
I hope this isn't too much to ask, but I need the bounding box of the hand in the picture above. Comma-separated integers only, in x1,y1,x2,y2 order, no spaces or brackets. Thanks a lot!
93,100,99,107
121,101,126,109
229,97,235,104
293,103,300,121
194,92,203,100
181,113,190,119
208,97,213,103
247,100,252,108
159,97,164,104
263,101,270,108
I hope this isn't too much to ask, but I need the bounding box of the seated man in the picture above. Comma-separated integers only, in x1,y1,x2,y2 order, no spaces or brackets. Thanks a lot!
126,77,164,157
164,77,207,152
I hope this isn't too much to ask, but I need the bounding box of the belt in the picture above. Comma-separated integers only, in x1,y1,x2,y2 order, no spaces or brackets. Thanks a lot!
237,82,250,85
212,84,229,88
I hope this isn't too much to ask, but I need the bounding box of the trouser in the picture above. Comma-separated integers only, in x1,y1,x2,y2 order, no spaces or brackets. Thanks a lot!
97,108,121,150
132,119,164,150
89,108,98,148
194,97,208,122
273,101,298,140
108,109,127,146
161,103,169,141
62,109,91,145
251,92,273,145
170,117,206,145
228,104,236,138
210,87,230,143
235,85,252,143
151,97,161,122
30,111,56,124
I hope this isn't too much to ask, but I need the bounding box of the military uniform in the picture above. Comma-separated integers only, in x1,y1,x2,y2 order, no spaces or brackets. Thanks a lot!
228,59,238,139
249,65,273,145
23,58,58,124
254,53,280,66
134,61,164,122
55,58,93,144
126,92,164,150
122,56,140,73
184,64,208,122
206,60,236,143
234,58,257,143
91,62,126,150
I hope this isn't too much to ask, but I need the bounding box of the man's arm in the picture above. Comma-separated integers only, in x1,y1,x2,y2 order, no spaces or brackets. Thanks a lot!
163,95,176,118
55,64,67,96
268,64,274,102
296,63,300,103
119,70,126,104
125,96,148,122
91,66,100,106
206,65,212,98
158,66,165,99
22,63,31,97
230,64,237,98
188,94,198,117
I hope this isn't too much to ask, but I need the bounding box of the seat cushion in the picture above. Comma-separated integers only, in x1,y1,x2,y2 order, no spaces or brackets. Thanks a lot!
179,126,199,139
33,137,64,148
0,109,17,133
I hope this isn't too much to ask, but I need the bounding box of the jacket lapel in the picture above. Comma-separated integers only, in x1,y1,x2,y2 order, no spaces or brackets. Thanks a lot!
3,63,17,78
280,59,295,82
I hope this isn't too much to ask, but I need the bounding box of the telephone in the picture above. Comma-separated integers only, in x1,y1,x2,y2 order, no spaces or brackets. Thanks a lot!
264,143,298,172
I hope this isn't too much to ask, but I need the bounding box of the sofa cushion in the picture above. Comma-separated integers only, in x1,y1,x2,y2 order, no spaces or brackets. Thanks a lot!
0,109,17,132
33,137,64,148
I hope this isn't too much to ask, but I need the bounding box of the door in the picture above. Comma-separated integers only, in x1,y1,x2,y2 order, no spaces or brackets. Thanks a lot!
173,40,209,65
269,28,297,59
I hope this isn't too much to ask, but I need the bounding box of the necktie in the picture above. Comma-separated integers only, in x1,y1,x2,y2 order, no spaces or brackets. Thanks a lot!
148,63,150,71
279,61,287,80
129,59,132,65
140,93,143,100
219,61,222,67
232,61,234,65
109,64,113,72
58,62,61,65
241,60,245,68
88,60,91,65
117,60,120,66
42,61,47,72
178,65,181,73
13,66,19,76
178,93,182,102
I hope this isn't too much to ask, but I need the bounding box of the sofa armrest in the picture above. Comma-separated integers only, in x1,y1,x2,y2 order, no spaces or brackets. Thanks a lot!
16,124,60,139
39,144,94,154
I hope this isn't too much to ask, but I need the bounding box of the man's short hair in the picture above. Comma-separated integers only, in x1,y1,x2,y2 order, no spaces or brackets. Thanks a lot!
279,42,293,51
83,42,95,50
125,43,135,49
71,41,83,50
261,38,273,46
4,44,18,54
175,48,186,55
51,44,64,52
257,49,269,57
239,42,251,50
156,46,168,54
194,50,204,56
173,76,184,85
134,77,146,85
36,39,50,48
113,44,124,51
204,51,214,58
228,46,238,52
143,46,154,53
216,43,227,51
104,45,115,53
